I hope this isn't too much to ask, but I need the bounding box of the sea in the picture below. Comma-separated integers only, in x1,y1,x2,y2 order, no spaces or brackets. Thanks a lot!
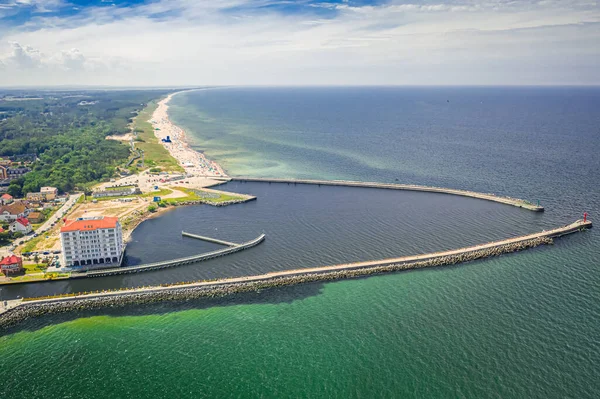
2,87,600,398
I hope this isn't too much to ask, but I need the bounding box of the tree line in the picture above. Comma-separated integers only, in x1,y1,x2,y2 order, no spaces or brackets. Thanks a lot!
0,89,173,196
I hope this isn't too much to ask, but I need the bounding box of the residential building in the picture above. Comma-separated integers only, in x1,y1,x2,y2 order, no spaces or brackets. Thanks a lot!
27,211,44,224
60,216,124,268
10,217,32,234
40,187,58,200
26,192,42,201
1,193,13,205
0,166,30,183
0,255,23,275
6,167,31,180
26,186,58,202
0,202,30,222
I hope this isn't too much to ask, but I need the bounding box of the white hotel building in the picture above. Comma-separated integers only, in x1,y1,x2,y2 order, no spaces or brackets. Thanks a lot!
60,216,124,268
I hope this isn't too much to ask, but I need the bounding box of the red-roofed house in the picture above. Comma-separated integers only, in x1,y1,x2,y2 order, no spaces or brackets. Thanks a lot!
60,216,124,268
0,255,23,275
1,193,13,205
10,217,32,234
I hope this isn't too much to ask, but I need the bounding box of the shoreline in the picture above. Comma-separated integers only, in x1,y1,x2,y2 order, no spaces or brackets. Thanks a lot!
150,91,227,177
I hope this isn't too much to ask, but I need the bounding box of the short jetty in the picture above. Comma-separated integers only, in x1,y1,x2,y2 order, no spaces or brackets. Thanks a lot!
1,220,590,326
181,231,238,247
230,177,544,211
72,234,266,278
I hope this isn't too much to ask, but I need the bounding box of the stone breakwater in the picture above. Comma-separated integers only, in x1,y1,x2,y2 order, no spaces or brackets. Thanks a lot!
230,177,544,211
0,236,553,330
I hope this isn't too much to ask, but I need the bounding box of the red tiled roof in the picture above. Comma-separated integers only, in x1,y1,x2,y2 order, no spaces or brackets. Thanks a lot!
0,255,21,265
60,217,119,232
1,193,13,199
14,217,30,226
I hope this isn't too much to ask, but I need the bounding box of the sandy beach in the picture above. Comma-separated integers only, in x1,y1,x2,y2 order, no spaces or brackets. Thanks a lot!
149,92,227,177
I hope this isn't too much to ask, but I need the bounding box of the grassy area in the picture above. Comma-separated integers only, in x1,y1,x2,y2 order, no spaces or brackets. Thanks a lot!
105,185,135,191
165,188,245,204
133,100,184,172
6,272,70,283
89,188,173,202
22,263,47,274
21,235,44,253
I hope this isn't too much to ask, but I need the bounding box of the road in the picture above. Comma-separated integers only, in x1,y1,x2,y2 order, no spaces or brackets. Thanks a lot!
9,193,83,253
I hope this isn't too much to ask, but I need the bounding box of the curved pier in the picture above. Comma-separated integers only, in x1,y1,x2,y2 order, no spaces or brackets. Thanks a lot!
1,220,590,324
230,177,544,212
74,234,266,278
181,231,238,247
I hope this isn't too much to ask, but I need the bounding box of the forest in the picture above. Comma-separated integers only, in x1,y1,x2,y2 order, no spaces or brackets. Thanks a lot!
0,89,173,196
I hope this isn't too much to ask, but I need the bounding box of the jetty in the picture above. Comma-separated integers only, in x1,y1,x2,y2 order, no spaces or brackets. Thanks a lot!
181,231,238,247
230,177,544,211
72,234,266,278
1,220,590,325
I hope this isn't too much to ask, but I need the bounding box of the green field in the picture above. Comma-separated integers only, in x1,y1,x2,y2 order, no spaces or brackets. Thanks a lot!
105,185,135,191
165,188,246,204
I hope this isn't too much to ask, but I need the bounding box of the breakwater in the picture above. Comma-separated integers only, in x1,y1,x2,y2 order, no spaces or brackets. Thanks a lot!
229,177,544,211
75,234,266,277
1,220,590,328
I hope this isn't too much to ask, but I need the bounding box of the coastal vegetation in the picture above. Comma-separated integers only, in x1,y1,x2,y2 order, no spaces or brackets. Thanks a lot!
130,100,183,173
0,89,172,195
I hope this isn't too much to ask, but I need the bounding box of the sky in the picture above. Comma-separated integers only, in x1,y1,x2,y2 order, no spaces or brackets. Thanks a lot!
0,0,598,86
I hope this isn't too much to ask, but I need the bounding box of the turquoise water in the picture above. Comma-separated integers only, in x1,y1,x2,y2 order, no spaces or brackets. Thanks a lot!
2,87,600,398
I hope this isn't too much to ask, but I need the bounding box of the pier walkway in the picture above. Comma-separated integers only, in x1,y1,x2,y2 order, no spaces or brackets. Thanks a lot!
230,177,544,212
181,232,238,247
73,234,266,278
5,220,589,314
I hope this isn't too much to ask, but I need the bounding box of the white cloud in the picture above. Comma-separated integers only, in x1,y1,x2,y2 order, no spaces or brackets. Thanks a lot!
0,0,599,85
4,41,43,68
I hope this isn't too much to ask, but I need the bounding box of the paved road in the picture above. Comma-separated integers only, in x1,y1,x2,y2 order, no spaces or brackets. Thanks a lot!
10,193,83,252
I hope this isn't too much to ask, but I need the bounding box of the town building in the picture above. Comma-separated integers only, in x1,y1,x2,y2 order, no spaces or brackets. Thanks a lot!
26,186,58,202
0,255,23,275
60,216,124,268
0,202,30,222
3,166,31,180
41,187,58,200
0,165,31,187
9,217,32,234
27,211,44,224
1,193,13,205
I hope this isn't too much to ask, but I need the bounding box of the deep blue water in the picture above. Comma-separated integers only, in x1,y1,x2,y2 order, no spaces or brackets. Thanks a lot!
3,87,600,399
